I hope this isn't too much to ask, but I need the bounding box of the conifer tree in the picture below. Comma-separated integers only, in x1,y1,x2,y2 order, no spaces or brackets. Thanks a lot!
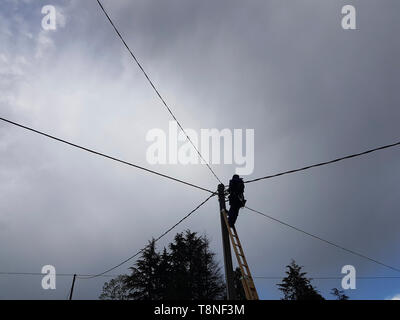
277,260,324,300
99,230,225,300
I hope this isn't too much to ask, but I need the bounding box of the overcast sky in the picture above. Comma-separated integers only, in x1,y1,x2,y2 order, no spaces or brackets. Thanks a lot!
0,0,399,300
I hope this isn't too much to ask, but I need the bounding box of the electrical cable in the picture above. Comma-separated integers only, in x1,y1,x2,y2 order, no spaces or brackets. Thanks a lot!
245,140,400,184
96,0,222,184
245,206,400,273
0,117,215,194
78,193,215,279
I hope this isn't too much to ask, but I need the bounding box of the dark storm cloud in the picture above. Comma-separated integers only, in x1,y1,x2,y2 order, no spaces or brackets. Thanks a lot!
0,0,399,299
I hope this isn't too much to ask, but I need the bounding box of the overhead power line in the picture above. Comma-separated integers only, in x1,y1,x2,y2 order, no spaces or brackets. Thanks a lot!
0,117,214,194
254,276,400,280
96,0,222,184
78,193,215,279
0,272,116,277
245,206,400,273
245,140,400,184
1,272,399,280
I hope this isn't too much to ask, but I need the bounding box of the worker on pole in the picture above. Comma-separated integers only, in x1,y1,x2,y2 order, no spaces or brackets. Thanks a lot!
227,174,246,227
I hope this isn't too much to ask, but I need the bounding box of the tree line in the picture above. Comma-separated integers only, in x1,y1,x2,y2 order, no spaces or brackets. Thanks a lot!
99,230,348,300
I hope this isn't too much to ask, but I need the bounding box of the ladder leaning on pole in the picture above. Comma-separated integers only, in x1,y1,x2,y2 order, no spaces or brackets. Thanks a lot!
221,209,259,300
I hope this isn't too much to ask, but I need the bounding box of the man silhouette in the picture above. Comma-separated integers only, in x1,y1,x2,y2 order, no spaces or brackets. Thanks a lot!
227,174,246,227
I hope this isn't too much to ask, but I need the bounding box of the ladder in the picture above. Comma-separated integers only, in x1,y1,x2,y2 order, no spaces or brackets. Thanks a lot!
222,209,259,300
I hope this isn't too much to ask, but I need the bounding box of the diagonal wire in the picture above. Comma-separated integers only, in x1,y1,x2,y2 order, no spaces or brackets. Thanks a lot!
78,193,216,279
245,140,400,184
96,0,222,184
0,117,214,194
245,206,400,273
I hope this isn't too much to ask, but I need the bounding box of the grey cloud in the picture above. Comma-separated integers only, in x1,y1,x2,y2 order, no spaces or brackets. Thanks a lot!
0,0,399,299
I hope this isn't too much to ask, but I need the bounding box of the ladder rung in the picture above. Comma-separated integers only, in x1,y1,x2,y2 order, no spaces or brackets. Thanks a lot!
239,259,249,267
222,211,259,300
242,272,251,279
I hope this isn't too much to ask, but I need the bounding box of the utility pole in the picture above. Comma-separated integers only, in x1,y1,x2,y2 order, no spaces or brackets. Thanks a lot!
218,183,236,300
69,274,77,300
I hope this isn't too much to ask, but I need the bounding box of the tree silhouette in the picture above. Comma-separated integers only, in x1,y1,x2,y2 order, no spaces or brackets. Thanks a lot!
330,288,349,300
99,275,129,300
124,240,164,300
99,230,225,300
277,260,325,300
166,230,225,299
